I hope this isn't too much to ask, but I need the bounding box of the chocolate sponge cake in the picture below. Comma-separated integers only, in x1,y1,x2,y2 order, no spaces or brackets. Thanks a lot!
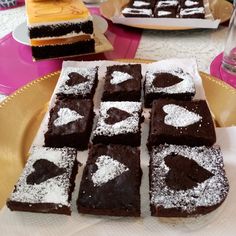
144,66,196,108
44,98,94,150
77,144,142,216
147,99,216,149
102,64,142,102
149,144,229,217
92,101,143,146
7,147,78,215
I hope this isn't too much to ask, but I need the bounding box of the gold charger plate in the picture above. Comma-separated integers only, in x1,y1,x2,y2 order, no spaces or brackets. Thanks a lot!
100,0,233,30
0,59,236,209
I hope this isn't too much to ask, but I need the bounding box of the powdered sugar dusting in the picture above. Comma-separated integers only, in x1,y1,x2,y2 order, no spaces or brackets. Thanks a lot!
93,101,142,137
145,67,195,94
57,66,97,96
122,8,153,16
180,7,205,16
53,108,84,127
157,0,178,8
110,71,133,85
9,147,77,206
150,144,229,213
185,0,199,7
133,1,150,7
163,104,202,128
157,11,172,17
92,155,129,187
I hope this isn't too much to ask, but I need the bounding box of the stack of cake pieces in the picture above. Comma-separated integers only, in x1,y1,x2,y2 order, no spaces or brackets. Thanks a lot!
26,0,95,60
7,63,99,214
144,59,229,217
122,0,205,18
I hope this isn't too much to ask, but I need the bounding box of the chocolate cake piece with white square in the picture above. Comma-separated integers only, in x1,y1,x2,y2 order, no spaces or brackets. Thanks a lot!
102,64,142,102
77,144,142,216
147,99,216,149
92,101,143,146
144,65,196,108
44,98,94,150
56,66,98,99
149,144,229,217
7,147,78,215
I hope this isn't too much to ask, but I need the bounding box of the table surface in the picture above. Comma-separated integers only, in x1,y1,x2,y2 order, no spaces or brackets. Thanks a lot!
0,3,231,98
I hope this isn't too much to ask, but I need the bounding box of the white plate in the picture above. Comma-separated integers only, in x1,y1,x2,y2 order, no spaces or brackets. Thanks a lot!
12,15,108,46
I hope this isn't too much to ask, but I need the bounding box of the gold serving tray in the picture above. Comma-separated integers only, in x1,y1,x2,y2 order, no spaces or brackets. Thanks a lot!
100,0,233,30
0,59,235,209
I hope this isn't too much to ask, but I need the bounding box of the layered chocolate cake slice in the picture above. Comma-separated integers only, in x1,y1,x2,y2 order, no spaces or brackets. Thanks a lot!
147,99,216,149
149,144,229,217
26,0,95,60
77,144,142,216
7,147,78,215
92,101,143,146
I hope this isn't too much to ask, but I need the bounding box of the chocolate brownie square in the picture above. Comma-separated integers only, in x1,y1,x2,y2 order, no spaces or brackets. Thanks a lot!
77,144,142,216
44,98,94,150
7,146,78,215
147,99,216,149
102,64,142,102
56,66,98,99
144,67,196,108
149,144,229,217
92,101,143,146
179,7,205,18
122,7,153,17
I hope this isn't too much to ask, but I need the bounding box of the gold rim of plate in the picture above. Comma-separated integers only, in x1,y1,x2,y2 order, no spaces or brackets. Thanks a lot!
0,58,236,209
100,0,233,30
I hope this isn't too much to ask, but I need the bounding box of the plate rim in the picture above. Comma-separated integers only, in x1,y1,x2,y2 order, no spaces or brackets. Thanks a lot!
100,0,233,31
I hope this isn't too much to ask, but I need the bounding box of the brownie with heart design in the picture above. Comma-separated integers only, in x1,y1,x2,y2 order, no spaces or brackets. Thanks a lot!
144,66,196,107
102,64,143,102
92,101,143,146
44,98,94,150
77,143,142,216
7,146,78,215
149,144,229,217
56,66,98,99
147,99,216,149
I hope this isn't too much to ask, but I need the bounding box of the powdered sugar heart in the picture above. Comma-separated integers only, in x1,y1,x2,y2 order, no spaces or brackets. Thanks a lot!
92,155,129,186
163,104,202,128
53,108,84,127
110,71,133,85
